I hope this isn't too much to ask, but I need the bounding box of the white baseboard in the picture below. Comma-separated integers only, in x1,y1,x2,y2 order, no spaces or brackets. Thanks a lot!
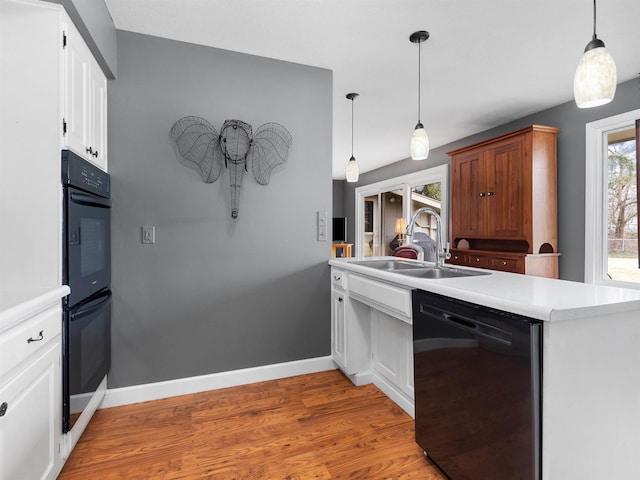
101,356,336,409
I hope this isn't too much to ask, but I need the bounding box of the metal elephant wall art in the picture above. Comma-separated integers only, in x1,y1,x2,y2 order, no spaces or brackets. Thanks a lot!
170,116,292,219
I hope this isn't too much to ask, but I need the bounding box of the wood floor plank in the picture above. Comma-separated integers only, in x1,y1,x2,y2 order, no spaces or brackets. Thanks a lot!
59,370,446,479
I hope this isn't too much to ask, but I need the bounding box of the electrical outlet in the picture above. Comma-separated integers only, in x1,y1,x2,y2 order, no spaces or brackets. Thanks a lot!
142,226,155,244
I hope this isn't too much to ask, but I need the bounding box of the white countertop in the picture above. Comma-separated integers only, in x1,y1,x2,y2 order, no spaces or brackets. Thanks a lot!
329,257,640,322
0,286,70,334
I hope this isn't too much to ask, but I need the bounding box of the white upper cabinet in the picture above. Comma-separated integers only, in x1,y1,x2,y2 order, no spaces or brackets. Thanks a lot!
63,20,108,171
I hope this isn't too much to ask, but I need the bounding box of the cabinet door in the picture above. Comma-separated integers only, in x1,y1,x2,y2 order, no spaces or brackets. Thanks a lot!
371,310,403,387
63,22,91,157
400,321,414,399
486,139,525,238
89,60,108,169
452,151,486,239
0,341,61,480
63,22,108,170
331,289,347,370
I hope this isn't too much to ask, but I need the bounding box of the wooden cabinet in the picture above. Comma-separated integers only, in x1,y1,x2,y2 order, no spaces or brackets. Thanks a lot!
448,125,560,278
63,18,108,170
0,303,63,480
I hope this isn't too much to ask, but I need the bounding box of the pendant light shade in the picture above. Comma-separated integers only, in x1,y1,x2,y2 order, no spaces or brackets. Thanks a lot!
410,31,430,160
345,156,359,182
345,93,360,183
573,0,617,108
410,123,429,160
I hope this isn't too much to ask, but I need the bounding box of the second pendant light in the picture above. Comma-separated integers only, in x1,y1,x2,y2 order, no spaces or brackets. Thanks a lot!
345,92,360,183
410,30,430,160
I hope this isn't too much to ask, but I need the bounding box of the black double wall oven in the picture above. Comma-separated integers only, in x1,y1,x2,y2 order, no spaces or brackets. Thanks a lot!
61,150,111,433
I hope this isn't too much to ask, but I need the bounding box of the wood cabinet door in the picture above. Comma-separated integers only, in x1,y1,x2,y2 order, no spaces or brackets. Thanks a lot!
486,139,525,238
452,151,486,239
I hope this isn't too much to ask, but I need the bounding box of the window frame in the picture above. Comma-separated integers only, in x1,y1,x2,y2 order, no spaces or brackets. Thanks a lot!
585,109,640,289
355,165,449,258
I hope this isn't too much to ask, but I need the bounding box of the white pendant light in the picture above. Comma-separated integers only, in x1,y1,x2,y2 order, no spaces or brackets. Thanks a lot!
573,0,617,108
410,31,430,160
345,92,360,183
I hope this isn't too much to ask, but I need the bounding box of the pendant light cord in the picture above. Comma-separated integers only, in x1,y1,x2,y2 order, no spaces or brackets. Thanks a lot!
592,0,597,40
351,97,354,158
417,40,421,123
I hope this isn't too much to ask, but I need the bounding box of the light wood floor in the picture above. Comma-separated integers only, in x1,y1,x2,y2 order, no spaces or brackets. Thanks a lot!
59,370,447,479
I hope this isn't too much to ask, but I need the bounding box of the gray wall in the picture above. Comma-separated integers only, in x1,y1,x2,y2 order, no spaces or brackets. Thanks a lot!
340,78,640,282
108,31,332,389
332,179,345,217
45,0,117,78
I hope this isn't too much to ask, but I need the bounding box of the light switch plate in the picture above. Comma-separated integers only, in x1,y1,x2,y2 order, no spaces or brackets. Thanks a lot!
142,226,155,244
317,211,327,227
318,226,327,242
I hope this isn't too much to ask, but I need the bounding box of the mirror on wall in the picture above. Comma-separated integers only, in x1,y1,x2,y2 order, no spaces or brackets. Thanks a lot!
355,165,449,258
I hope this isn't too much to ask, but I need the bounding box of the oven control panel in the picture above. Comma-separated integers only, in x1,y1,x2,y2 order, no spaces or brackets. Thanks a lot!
61,150,110,198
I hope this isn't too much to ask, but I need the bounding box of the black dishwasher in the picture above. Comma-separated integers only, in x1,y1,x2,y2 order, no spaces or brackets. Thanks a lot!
412,289,541,480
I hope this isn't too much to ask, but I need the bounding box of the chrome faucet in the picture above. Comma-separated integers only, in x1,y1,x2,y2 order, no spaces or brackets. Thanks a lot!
406,207,451,268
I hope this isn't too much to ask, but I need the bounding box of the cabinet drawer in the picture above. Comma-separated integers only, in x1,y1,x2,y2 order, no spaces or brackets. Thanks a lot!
349,274,412,319
0,305,61,379
490,256,522,273
467,254,490,268
448,252,467,265
331,269,346,289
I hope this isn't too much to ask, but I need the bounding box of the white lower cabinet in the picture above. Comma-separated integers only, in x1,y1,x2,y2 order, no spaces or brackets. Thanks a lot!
331,288,348,369
330,268,414,415
331,271,371,379
0,298,65,480
371,310,403,386
0,340,61,480
371,310,414,414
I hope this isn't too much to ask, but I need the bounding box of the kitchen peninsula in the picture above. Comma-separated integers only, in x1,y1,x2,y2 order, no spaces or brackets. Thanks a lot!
329,257,640,480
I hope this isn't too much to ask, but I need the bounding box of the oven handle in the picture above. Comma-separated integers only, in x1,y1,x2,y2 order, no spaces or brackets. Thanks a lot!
69,290,112,321
70,191,112,208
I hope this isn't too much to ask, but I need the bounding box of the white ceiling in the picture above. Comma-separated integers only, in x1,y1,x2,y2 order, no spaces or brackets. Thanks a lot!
104,0,640,179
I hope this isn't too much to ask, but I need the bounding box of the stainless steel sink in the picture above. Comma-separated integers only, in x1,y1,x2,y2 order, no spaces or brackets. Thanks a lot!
397,267,491,279
349,259,491,279
349,259,430,271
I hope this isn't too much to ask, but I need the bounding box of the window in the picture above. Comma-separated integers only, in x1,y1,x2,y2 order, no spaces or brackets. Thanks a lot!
585,110,639,288
355,165,448,259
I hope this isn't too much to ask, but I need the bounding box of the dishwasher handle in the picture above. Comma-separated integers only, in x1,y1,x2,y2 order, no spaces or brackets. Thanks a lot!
419,304,512,346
